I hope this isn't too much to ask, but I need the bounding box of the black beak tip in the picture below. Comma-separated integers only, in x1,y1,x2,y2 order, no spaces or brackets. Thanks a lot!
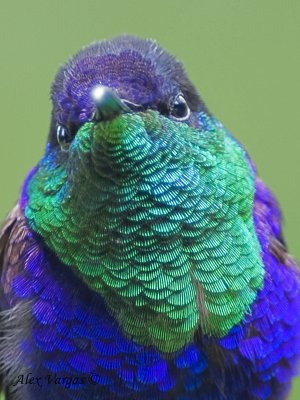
91,85,131,122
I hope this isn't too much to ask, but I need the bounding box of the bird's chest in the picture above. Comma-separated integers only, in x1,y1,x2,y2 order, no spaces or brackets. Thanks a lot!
3,218,297,400
2,243,214,400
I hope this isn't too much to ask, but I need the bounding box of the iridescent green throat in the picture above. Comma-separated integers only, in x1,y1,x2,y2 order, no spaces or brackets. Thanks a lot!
25,111,264,352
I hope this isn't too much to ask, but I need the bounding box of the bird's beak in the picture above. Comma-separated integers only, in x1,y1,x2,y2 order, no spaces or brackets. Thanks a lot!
91,85,131,122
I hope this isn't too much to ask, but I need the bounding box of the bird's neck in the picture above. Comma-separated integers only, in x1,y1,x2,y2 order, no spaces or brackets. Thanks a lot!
23,119,264,353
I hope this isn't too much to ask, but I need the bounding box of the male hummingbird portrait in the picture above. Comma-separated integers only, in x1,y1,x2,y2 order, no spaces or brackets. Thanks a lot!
0,35,299,400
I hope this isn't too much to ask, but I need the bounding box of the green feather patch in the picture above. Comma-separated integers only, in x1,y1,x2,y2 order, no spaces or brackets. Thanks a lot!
26,111,264,352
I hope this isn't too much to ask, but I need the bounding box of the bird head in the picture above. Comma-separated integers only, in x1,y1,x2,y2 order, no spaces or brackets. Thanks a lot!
24,36,263,352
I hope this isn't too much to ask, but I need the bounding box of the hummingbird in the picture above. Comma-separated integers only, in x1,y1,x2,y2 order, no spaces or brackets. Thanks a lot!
0,35,299,400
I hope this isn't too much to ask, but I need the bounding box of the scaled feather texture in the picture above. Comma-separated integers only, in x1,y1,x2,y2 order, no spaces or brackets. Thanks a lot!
0,35,300,400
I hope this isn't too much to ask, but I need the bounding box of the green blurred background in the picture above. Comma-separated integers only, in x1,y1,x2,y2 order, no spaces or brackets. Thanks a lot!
0,0,299,398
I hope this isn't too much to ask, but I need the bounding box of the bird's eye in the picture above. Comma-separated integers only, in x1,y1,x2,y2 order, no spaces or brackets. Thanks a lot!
56,125,72,151
170,95,190,121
